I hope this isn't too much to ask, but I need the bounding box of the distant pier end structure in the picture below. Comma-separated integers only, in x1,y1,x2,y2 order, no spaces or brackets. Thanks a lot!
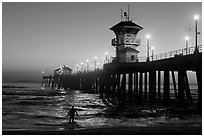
110,11,143,62
41,65,72,89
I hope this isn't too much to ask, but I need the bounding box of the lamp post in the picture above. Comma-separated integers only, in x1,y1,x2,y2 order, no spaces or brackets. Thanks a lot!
76,64,79,73
81,62,83,72
94,57,97,70
185,36,189,55
151,47,154,61
194,14,199,53
146,34,150,62
97,62,100,70
94,57,97,71
86,60,89,72
105,52,108,63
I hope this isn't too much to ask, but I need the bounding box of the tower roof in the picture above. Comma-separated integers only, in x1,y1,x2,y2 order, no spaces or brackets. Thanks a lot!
110,21,143,30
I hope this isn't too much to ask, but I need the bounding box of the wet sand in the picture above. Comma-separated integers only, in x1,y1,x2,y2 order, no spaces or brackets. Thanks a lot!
3,126,202,135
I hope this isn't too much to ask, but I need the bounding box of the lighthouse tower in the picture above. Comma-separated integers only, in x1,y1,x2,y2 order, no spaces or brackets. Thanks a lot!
110,8,143,62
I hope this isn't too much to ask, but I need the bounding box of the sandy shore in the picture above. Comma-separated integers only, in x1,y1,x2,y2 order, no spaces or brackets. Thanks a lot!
3,126,202,135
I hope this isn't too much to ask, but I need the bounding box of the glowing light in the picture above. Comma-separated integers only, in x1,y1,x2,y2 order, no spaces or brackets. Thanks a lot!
151,47,154,50
81,62,83,65
86,60,89,62
194,14,199,20
185,36,189,40
94,57,97,59
76,64,78,67
105,52,108,55
41,71,44,74
146,34,150,39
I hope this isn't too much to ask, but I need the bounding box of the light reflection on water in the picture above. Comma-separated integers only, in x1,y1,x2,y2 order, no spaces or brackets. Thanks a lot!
2,86,202,131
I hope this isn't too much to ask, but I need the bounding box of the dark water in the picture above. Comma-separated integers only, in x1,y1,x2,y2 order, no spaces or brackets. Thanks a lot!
2,83,201,131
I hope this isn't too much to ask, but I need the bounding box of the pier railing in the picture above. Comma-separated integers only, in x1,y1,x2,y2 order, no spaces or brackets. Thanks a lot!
151,45,202,61
107,45,202,63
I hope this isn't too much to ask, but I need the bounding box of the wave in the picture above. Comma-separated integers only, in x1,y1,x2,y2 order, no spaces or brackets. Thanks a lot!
2,89,65,96
30,114,67,121
84,105,106,109
16,100,51,106
2,85,27,89
17,101,37,106
34,122,84,128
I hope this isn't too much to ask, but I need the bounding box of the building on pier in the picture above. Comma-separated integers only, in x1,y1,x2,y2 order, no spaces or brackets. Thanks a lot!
110,10,143,63
54,65,72,75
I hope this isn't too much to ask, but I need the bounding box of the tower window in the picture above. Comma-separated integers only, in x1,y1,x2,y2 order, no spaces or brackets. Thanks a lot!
131,55,135,61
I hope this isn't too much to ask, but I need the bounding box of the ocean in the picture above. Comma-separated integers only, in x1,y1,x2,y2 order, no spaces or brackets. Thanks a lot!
2,82,201,132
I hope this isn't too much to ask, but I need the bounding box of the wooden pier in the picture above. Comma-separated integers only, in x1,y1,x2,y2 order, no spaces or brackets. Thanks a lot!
42,45,202,112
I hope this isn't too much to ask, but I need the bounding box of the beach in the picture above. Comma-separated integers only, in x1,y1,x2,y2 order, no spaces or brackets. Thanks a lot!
3,126,202,135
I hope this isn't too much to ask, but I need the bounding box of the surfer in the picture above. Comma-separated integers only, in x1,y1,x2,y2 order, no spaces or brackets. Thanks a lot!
66,106,79,123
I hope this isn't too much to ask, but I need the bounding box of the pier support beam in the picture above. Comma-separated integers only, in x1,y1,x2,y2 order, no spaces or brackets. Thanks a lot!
128,73,133,100
111,74,117,98
121,73,126,100
153,71,156,101
163,71,170,105
139,72,143,100
105,73,112,99
149,71,156,102
157,71,161,101
99,74,106,98
58,77,62,89
116,74,121,100
178,70,185,107
134,72,138,98
144,72,147,101
171,71,178,100
95,77,99,94
184,71,192,102
149,71,153,102
196,67,202,113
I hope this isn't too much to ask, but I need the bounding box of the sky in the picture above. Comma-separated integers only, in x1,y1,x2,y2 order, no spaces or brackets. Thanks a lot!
2,2,202,82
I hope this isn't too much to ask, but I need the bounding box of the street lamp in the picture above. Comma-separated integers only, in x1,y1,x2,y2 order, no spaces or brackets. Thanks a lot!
81,62,83,72
151,47,154,61
146,34,151,62
97,62,100,70
86,60,89,72
105,52,108,63
194,14,199,53
94,57,97,71
185,36,189,55
76,64,79,73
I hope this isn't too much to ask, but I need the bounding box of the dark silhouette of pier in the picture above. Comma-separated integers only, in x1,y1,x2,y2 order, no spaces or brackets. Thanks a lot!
41,45,202,113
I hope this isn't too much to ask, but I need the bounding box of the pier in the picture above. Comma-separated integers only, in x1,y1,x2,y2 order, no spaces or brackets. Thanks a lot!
42,45,202,112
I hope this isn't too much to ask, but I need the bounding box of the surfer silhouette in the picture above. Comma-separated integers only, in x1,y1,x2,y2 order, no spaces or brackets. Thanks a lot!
67,106,79,123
